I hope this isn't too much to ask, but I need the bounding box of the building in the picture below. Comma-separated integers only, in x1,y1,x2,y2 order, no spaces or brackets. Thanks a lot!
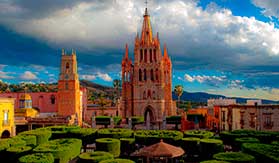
121,7,176,124
218,104,279,131
0,98,15,138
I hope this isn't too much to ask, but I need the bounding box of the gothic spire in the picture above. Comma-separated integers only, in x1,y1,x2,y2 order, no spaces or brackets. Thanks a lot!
141,0,153,45
125,43,129,59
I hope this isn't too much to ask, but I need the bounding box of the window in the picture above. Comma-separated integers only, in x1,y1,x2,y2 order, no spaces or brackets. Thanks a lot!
154,49,157,62
221,111,225,122
147,90,151,99
51,95,56,104
139,69,142,81
152,91,156,99
149,49,152,62
144,49,147,62
263,113,273,129
143,91,146,99
66,62,70,69
249,113,256,128
4,111,8,121
144,69,147,81
155,69,159,81
150,69,154,81
140,49,143,62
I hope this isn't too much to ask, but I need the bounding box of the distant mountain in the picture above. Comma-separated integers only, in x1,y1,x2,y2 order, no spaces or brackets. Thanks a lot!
80,80,278,104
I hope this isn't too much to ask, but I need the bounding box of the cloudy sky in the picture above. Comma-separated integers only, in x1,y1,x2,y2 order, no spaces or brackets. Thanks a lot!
0,0,279,101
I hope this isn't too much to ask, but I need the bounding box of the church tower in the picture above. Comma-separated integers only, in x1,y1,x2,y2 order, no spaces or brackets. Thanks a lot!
121,6,176,124
57,49,81,125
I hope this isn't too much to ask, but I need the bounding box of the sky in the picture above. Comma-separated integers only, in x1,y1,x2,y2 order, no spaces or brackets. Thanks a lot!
0,0,278,101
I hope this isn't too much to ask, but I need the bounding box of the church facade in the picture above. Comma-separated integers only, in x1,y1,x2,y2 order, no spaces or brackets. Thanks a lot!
121,8,177,123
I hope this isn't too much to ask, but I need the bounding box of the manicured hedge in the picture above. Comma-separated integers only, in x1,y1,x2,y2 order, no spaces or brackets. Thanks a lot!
19,129,51,145
18,153,55,163
96,138,120,157
97,128,133,139
34,138,82,163
181,137,200,156
242,143,279,163
99,159,135,163
8,136,27,147
127,117,144,125
200,160,230,163
0,139,10,151
213,152,255,163
69,128,97,146
16,135,37,147
6,145,33,162
200,139,224,159
184,130,214,139
96,116,122,126
78,151,113,163
46,126,79,139
135,130,183,146
120,138,135,156
234,137,259,151
271,141,279,146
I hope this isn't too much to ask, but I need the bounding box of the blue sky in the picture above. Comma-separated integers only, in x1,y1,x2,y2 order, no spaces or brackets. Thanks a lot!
0,0,278,101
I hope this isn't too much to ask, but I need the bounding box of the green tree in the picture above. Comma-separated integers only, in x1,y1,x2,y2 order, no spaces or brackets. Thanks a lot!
113,79,121,106
174,85,184,110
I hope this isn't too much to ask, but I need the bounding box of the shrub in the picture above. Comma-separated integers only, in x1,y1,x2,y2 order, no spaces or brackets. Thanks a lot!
0,139,10,151
69,128,97,146
99,159,135,163
234,137,259,151
8,136,27,147
181,137,200,156
120,138,135,156
95,116,122,126
97,128,133,139
45,125,79,139
78,151,114,163
127,117,144,125
6,145,33,162
200,139,224,159
271,141,279,146
18,153,54,163
16,135,37,147
213,152,255,163
200,160,230,163
34,138,82,163
135,130,183,146
95,138,120,157
184,130,214,139
19,129,51,145
242,143,279,163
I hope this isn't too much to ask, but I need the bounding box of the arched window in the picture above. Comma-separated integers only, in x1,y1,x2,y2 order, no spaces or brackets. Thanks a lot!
139,69,142,81
144,69,147,81
154,49,157,62
66,62,70,69
147,90,151,98
140,49,143,62
51,95,55,104
150,69,154,81
155,69,159,81
153,91,156,99
127,72,130,82
149,49,152,62
144,49,147,62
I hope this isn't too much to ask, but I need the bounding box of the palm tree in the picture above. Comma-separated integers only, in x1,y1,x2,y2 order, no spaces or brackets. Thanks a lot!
174,85,184,111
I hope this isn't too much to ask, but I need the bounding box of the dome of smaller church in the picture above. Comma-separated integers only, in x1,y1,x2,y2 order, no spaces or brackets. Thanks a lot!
20,94,32,100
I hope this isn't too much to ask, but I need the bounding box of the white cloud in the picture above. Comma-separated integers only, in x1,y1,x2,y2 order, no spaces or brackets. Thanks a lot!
184,74,226,85
97,72,112,82
81,74,96,80
20,71,38,80
0,71,14,79
184,74,194,82
252,0,279,19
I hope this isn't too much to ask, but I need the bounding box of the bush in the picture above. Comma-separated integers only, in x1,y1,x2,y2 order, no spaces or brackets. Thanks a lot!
95,138,120,157
127,117,144,125
184,130,214,139
16,135,37,147
96,116,122,126
19,129,51,145
234,137,259,151
45,125,79,139
120,138,135,156
69,128,97,146
200,160,230,163
0,139,10,151
99,159,135,163
6,145,33,162
18,153,54,163
271,141,279,146
181,137,200,156
97,128,133,139
78,151,114,163
8,136,27,147
242,143,279,163
135,130,183,146
213,152,255,163
200,139,224,159
34,138,82,163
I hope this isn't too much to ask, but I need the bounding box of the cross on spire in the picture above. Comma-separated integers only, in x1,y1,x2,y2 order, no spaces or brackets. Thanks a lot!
145,0,148,8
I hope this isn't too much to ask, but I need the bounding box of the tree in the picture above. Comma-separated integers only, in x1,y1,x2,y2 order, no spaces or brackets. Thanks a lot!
113,79,121,106
98,94,109,116
174,85,184,111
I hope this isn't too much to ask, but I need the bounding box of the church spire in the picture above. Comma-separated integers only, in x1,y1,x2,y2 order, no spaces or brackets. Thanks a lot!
141,0,153,46
125,43,129,59
163,43,168,58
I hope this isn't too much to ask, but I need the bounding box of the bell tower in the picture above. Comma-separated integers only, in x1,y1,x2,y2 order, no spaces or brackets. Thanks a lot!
57,49,81,125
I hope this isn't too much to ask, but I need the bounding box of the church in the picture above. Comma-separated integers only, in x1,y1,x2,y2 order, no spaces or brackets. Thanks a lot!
121,7,177,124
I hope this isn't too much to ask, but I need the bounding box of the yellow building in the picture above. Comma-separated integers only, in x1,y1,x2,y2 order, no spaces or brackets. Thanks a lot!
0,98,15,138
15,94,38,118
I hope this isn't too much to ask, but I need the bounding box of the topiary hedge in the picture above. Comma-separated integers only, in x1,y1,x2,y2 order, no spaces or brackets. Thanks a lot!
45,125,79,139
135,130,183,146
181,137,200,156
18,153,55,163
78,151,114,163
127,117,144,126
99,159,135,163
200,139,224,160
213,152,255,163
271,141,279,146
95,138,120,157
242,143,279,163
8,136,27,147
95,116,122,126
16,135,37,147
6,145,33,162
34,138,82,163
200,160,230,163
97,128,133,139
120,138,135,156
69,128,97,146
184,130,214,139
19,129,51,145
234,137,260,151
